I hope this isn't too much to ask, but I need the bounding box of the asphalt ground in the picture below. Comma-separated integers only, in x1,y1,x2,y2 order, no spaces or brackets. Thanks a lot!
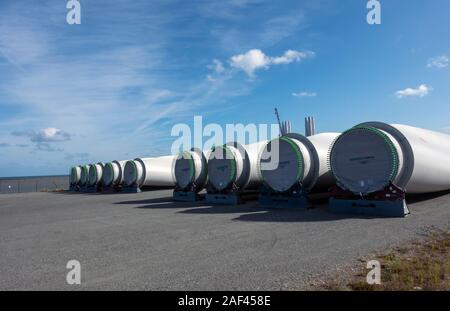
1,190,449,290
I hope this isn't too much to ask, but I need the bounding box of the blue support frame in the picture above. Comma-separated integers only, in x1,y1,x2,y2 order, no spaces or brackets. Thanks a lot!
328,197,410,218
258,184,311,209
121,185,142,193
173,190,204,202
205,192,242,205
328,183,410,218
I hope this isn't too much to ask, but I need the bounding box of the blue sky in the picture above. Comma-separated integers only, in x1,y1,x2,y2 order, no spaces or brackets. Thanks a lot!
0,0,449,177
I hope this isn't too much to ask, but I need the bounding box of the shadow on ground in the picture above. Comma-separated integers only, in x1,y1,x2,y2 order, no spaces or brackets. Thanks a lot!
114,196,209,209
232,206,386,223
54,190,125,196
180,199,384,221
179,203,262,214
407,190,450,204
60,189,450,221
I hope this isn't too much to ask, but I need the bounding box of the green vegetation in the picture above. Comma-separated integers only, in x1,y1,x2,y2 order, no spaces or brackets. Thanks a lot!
321,227,450,291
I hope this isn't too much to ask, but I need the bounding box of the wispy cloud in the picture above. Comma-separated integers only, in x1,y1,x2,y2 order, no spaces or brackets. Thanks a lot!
427,55,448,69
0,143,11,148
35,143,64,152
64,152,89,161
396,84,431,99
209,59,225,74
208,3,310,53
0,15,50,70
292,91,317,97
259,12,307,47
0,0,323,176
0,2,184,166
207,59,226,81
0,1,263,166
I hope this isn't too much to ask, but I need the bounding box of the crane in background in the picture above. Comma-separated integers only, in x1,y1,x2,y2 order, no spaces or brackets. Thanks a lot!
274,108,292,136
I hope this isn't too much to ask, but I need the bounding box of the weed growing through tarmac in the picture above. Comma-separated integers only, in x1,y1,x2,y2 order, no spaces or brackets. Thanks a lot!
318,226,450,291
344,229,450,291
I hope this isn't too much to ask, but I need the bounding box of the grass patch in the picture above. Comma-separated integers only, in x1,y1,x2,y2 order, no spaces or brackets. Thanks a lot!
39,188,65,193
319,227,450,291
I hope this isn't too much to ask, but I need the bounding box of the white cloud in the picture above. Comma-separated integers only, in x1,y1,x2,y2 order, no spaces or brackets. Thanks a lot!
230,49,270,76
292,91,317,97
12,128,71,142
229,49,314,76
427,55,448,69
33,128,71,142
396,84,431,99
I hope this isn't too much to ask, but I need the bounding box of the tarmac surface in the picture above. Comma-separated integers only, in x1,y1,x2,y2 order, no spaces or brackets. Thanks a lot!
1,190,450,290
